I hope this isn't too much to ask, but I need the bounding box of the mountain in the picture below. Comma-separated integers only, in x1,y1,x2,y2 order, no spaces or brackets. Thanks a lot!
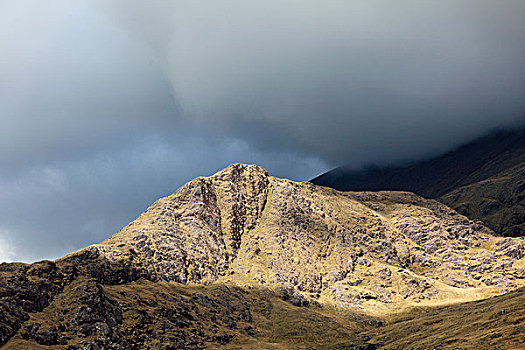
1,164,524,349
312,127,525,237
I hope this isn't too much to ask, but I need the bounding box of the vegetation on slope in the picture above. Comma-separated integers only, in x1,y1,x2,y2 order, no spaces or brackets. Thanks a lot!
368,287,525,349
0,164,524,349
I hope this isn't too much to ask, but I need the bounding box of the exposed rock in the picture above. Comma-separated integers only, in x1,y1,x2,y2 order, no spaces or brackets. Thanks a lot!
65,164,525,310
1,164,524,349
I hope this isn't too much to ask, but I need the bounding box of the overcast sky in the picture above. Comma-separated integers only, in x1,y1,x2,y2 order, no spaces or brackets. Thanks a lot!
1,1,524,262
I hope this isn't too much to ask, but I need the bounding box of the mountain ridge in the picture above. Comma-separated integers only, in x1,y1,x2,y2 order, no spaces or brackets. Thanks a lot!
312,126,525,236
1,163,524,349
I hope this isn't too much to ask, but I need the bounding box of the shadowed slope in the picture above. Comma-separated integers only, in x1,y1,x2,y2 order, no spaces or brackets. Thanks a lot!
440,162,525,237
312,127,525,236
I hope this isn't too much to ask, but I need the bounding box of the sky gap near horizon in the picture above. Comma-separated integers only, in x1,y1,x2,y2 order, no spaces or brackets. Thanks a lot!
1,0,524,262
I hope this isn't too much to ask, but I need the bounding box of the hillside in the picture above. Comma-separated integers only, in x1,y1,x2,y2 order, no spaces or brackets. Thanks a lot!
368,286,525,349
1,164,524,349
312,127,525,236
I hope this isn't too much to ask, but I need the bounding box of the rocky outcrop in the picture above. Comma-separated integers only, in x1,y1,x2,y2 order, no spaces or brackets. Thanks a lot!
0,261,64,345
1,164,524,349
83,164,525,311
93,164,270,284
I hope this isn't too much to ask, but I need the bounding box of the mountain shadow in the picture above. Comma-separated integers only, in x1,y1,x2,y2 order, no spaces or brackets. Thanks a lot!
312,126,525,237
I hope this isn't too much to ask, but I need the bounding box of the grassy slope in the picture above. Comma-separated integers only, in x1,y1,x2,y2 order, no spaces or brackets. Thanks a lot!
368,287,525,350
440,162,525,236
2,279,374,350
4,281,524,349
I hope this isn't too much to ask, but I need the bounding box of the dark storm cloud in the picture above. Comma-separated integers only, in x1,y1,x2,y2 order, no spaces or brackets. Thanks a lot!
0,133,323,262
1,1,524,261
160,0,525,165
0,1,177,173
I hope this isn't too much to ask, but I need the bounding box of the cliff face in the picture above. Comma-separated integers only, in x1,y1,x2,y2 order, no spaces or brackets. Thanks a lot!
93,164,270,284
1,164,525,349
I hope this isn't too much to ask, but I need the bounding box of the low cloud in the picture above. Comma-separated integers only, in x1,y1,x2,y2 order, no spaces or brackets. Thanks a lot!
0,230,17,263
110,0,525,165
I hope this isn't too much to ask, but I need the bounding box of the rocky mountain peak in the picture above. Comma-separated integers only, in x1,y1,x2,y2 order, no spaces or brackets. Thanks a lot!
89,163,271,284
62,164,525,312
2,164,525,349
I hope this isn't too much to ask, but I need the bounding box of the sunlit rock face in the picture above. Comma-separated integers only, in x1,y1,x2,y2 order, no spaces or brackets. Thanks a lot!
90,164,525,309
1,164,524,349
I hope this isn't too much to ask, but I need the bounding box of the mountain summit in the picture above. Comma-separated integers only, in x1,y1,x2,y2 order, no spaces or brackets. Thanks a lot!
88,164,524,305
1,164,524,349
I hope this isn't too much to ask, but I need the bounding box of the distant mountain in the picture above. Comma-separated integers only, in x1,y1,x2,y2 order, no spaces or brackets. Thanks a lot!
312,127,525,236
1,164,524,349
